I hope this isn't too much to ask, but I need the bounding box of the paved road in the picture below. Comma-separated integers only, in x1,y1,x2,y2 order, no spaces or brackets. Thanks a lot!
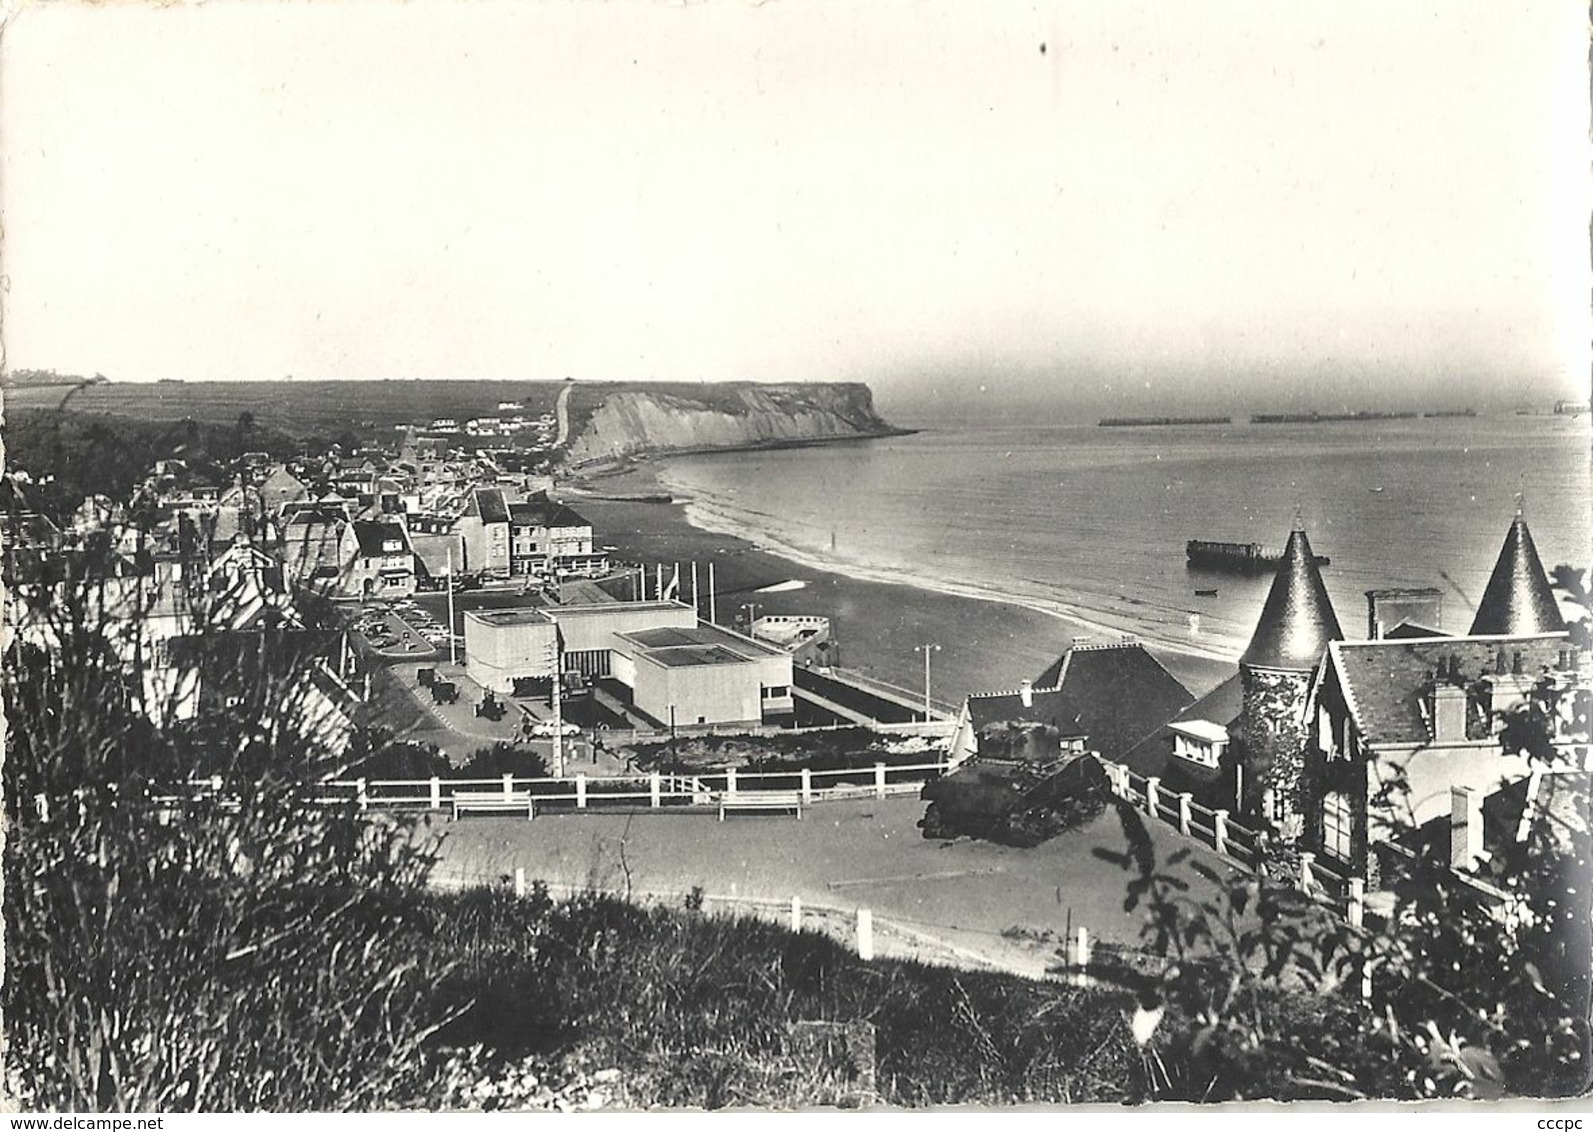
554,381,572,448
429,795,1237,977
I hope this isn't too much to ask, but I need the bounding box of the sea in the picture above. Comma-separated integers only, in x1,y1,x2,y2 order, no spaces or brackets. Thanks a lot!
655,413,1591,665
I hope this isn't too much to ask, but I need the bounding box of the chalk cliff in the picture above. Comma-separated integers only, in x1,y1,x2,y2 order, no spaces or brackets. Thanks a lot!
560,382,901,466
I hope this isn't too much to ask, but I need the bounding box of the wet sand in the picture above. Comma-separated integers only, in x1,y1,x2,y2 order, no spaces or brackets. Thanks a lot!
567,460,1233,706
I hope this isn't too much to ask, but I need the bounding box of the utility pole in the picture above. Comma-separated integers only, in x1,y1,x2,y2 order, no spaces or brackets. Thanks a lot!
669,704,678,781
550,632,565,777
914,643,941,722
446,544,458,665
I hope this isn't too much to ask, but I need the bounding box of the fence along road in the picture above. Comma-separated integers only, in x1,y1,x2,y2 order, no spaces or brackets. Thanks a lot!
1095,758,1366,924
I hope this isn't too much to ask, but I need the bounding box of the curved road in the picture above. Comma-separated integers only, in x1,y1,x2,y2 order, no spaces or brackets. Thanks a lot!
554,381,572,449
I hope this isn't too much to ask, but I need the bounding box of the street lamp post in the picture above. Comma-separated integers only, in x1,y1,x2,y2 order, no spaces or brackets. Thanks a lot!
914,643,941,722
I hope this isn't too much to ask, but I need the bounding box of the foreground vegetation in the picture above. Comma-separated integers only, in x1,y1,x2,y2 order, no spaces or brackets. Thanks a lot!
412,887,1142,1108
6,554,1589,1109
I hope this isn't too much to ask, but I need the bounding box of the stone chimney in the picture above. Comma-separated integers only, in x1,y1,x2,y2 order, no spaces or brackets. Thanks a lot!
1019,680,1034,708
1450,785,1485,870
1431,682,1469,742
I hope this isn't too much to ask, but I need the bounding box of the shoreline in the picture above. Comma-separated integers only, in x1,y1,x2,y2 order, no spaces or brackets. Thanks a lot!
560,426,918,479
565,455,1236,704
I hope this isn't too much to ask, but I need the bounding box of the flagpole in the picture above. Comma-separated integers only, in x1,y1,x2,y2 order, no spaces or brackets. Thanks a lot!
551,629,564,778
691,561,699,618
708,562,717,623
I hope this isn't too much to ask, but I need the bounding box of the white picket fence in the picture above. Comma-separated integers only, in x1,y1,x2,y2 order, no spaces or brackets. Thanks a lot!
1095,758,1367,926
327,759,947,812
58,760,949,823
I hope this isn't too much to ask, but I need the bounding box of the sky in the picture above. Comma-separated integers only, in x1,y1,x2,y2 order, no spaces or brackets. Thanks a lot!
2,1,1588,415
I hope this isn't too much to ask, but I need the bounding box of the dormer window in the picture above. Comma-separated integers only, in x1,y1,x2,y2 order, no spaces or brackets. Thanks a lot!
1169,720,1228,768
382,539,403,553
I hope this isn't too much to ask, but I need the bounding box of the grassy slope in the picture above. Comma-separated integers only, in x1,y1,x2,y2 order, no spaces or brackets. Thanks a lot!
416,886,1143,1108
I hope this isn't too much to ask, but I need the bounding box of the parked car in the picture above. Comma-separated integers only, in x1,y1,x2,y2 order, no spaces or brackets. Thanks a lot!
530,720,581,738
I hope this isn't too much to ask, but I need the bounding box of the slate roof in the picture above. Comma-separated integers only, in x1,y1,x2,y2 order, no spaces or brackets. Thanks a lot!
470,488,510,524
1241,526,1343,670
351,520,410,558
1328,634,1569,747
1469,515,1566,636
971,642,1194,764
285,505,347,526
260,467,307,498
507,499,590,530
1120,670,1243,778
1175,672,1244,729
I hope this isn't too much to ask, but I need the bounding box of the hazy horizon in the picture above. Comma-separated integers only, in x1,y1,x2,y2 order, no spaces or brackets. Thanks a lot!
3,2,1588,411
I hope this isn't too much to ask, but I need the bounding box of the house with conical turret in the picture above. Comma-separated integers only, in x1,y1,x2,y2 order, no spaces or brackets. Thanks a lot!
1236,523,1343,837
1300,512,1587,891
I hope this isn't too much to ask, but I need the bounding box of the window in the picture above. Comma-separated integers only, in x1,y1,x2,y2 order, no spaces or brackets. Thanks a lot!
761,685,789,699
1322,791,1353,860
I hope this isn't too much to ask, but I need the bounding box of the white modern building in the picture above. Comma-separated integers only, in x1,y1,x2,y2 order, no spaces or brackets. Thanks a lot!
461,599,793,724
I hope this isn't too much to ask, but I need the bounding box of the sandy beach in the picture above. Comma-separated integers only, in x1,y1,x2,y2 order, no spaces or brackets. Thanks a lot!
567,455,1234,707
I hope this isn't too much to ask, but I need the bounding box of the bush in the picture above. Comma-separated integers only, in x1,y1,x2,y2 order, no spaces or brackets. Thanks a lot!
1088,724,1592,1101
3,564,450,1110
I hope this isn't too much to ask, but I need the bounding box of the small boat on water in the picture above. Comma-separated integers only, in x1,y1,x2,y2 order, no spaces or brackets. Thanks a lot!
1195,589,1218,597
1368,486,1385,494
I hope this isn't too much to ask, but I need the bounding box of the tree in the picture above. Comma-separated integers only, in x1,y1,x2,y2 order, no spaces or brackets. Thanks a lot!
3,552,455,1110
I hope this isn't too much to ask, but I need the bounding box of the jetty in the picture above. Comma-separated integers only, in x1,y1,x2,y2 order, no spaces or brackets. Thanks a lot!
1250,410,1417,424
1186,539,1330,573
1098,415,1232,427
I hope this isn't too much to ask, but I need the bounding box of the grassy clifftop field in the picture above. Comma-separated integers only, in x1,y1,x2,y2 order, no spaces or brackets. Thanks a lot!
0,375,898,442
3,378,566,437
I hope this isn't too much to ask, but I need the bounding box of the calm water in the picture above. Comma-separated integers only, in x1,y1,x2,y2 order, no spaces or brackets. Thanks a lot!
657,415,1591,663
